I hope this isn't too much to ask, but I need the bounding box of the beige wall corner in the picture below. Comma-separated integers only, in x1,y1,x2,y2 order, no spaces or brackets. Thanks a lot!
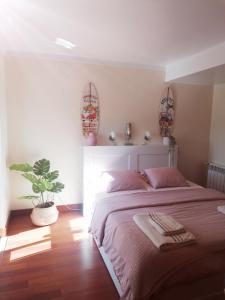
172,83,213,185
209,83,225,166
0,54,10,228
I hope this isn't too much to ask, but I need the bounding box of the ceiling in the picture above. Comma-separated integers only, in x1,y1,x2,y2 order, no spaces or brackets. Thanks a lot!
0,0,225,70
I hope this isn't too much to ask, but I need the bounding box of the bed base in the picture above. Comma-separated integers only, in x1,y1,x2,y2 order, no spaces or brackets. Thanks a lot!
97,243,123,297
94,238,225,300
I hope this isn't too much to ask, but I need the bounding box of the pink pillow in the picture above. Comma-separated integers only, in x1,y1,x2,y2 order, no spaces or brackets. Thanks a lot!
144,167,188,189
102,170,146,193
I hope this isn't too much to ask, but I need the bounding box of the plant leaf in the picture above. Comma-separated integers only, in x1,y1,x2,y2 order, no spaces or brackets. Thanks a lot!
32,179,53,193
9,163,33,172
44,180,53,191
44,170,59,181
33,159,50,176
49,182,64,193
18,195,40,200
32,183,41,193
22,173,39,185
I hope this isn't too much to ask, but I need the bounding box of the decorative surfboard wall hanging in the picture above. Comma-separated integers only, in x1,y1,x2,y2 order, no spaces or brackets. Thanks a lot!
81,82,99,137
159,86,175,137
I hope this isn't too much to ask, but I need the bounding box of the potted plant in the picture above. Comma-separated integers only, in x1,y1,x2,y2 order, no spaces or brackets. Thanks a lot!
10,159,64,226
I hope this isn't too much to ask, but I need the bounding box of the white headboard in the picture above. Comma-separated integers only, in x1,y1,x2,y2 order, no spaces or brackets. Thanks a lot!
83,144,177,173
82,144,177,224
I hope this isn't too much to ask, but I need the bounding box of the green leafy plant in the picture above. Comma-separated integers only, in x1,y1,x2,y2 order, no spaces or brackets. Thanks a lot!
10,159,64,208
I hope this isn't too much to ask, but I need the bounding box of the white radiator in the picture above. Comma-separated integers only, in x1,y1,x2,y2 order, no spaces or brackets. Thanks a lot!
207,162,225,193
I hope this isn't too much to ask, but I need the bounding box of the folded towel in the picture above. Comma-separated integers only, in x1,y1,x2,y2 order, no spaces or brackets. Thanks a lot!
148,212,185,236
133,214,196,251
217,206,225,214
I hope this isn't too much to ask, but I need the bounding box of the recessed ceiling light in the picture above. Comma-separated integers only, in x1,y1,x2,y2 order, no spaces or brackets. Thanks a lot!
55,38,76,49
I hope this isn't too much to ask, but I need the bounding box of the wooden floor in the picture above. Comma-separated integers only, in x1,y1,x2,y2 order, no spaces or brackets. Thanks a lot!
0,211,119,300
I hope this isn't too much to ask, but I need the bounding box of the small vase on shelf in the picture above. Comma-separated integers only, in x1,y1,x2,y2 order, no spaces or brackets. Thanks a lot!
87,132,97,146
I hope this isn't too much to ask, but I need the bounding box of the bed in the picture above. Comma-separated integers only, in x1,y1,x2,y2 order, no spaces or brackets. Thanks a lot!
83,145,225,300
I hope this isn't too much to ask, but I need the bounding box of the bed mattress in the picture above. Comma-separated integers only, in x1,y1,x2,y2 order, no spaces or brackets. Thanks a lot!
90,187,225,300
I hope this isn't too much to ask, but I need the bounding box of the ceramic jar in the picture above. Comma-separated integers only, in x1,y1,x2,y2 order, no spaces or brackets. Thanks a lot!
87,132,97,146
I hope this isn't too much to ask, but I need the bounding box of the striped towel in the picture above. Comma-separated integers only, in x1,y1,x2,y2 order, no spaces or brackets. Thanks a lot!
148,212,185,236
133,214,196,251
217,206,225,214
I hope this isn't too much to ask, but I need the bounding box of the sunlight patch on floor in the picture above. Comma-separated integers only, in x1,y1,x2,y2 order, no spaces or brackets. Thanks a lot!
69,217,86,231
5,226,51,258
10,240,52,261
72,232,89,241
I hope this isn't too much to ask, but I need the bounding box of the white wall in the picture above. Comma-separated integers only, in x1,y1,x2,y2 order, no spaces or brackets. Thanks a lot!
209,83,225,165
6,55,213,209
0,54,9,231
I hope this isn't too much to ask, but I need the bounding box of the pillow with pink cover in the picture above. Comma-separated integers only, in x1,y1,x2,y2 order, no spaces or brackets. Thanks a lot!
102,170,147,193
144,167,188,189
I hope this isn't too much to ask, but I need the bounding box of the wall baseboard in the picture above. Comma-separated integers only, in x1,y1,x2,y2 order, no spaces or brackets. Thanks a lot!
0,204,82,237
57,203,83,212
0,228,6,237
10,203,83,217
0,209,10,237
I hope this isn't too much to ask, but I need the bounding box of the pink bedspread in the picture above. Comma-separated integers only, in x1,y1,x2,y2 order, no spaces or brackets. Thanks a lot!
90,188,225,300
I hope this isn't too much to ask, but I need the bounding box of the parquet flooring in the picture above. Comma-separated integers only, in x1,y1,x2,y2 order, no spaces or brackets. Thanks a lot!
0,211,119,300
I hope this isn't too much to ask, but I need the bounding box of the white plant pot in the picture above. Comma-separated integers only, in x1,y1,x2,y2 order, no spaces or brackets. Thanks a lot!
30,202,59,226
